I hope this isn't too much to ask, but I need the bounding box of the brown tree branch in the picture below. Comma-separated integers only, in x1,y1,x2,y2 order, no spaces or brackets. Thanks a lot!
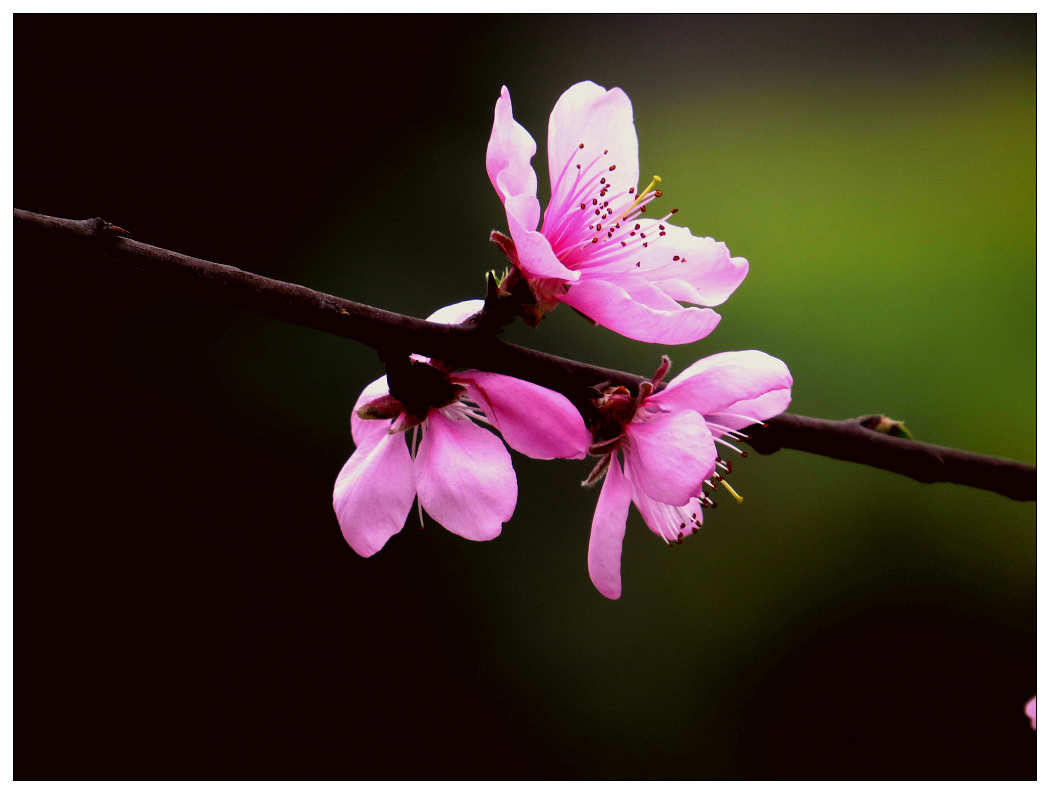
14,208,1036,502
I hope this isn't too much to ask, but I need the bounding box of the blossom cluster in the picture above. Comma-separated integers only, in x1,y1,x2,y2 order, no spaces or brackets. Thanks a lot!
333,81,793,599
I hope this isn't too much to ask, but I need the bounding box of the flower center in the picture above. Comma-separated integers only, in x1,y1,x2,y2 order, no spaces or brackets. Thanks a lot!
549,164,669,257
357,360,465,435
587,357,672,452
388,361,463,418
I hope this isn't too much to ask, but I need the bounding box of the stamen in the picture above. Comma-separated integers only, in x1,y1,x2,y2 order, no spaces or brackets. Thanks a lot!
714,436,747,456
652,498,703,545
441,401,493,427
707,411,765,428
542,150,608,238
550,144,583,202
705,421,749,441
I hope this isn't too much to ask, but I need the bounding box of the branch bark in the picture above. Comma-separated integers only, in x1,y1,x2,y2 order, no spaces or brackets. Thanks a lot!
14,208,1036,502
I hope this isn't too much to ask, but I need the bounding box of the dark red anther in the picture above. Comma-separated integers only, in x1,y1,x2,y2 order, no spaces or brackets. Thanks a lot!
673,255,680,261
579,142,585,149
608,165,616,171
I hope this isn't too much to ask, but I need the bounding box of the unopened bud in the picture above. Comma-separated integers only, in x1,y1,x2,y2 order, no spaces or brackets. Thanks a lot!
861,415,913,439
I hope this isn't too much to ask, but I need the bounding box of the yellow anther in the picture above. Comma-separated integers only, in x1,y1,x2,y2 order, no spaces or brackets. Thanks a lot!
616,174,662,222
719,478,744,504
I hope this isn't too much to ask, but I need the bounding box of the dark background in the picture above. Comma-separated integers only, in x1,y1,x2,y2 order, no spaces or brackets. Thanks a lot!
16,15,1035,779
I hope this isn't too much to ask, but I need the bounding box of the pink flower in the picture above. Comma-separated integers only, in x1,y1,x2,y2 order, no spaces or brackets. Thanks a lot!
585,351,792,599
333,300,591,556
486,81,749,344
1026,697,1036,730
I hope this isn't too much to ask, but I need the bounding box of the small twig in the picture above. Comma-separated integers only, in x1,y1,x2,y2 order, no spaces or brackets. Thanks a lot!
746,414,1035,502
14,208,1036,502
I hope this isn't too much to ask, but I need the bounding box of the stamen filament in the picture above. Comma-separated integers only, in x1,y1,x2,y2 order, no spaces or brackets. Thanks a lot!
714,436,747,456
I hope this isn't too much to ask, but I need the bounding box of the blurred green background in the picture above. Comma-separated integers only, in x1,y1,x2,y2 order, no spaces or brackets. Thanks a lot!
17,14,1033,779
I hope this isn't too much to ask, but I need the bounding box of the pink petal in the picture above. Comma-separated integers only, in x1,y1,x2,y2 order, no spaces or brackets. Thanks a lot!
628,225,748,307
504,192,543,240
596,272,682,310
707,388,793,434
414,410,517,541
333,431,416,557
505,195,580,281
560,276,721,344
546,81,640,221
425,299,485,326
454,370,590,460
350,375,393,448
486,85,539,208
587,455,632,600
651,351,793,418
624,409,716,506
1026,697,1036,730
625,458,705,544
